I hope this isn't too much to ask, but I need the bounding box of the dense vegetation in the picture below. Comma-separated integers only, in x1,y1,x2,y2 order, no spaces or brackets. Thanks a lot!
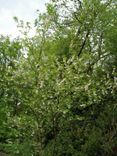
0,0,117,155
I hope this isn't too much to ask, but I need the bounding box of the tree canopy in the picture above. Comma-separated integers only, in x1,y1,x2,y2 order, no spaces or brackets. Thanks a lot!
0,0,117,155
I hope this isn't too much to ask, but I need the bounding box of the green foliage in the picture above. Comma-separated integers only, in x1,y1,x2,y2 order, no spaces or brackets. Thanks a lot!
0,0,117,155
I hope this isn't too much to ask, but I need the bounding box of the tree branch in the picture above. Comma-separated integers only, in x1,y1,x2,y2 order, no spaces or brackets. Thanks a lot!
78,30,90,57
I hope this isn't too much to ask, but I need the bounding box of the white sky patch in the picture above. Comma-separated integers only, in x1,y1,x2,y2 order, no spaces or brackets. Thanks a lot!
0,0,49,38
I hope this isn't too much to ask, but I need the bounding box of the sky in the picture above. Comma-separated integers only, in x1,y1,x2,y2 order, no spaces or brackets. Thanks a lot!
0,0,48,37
